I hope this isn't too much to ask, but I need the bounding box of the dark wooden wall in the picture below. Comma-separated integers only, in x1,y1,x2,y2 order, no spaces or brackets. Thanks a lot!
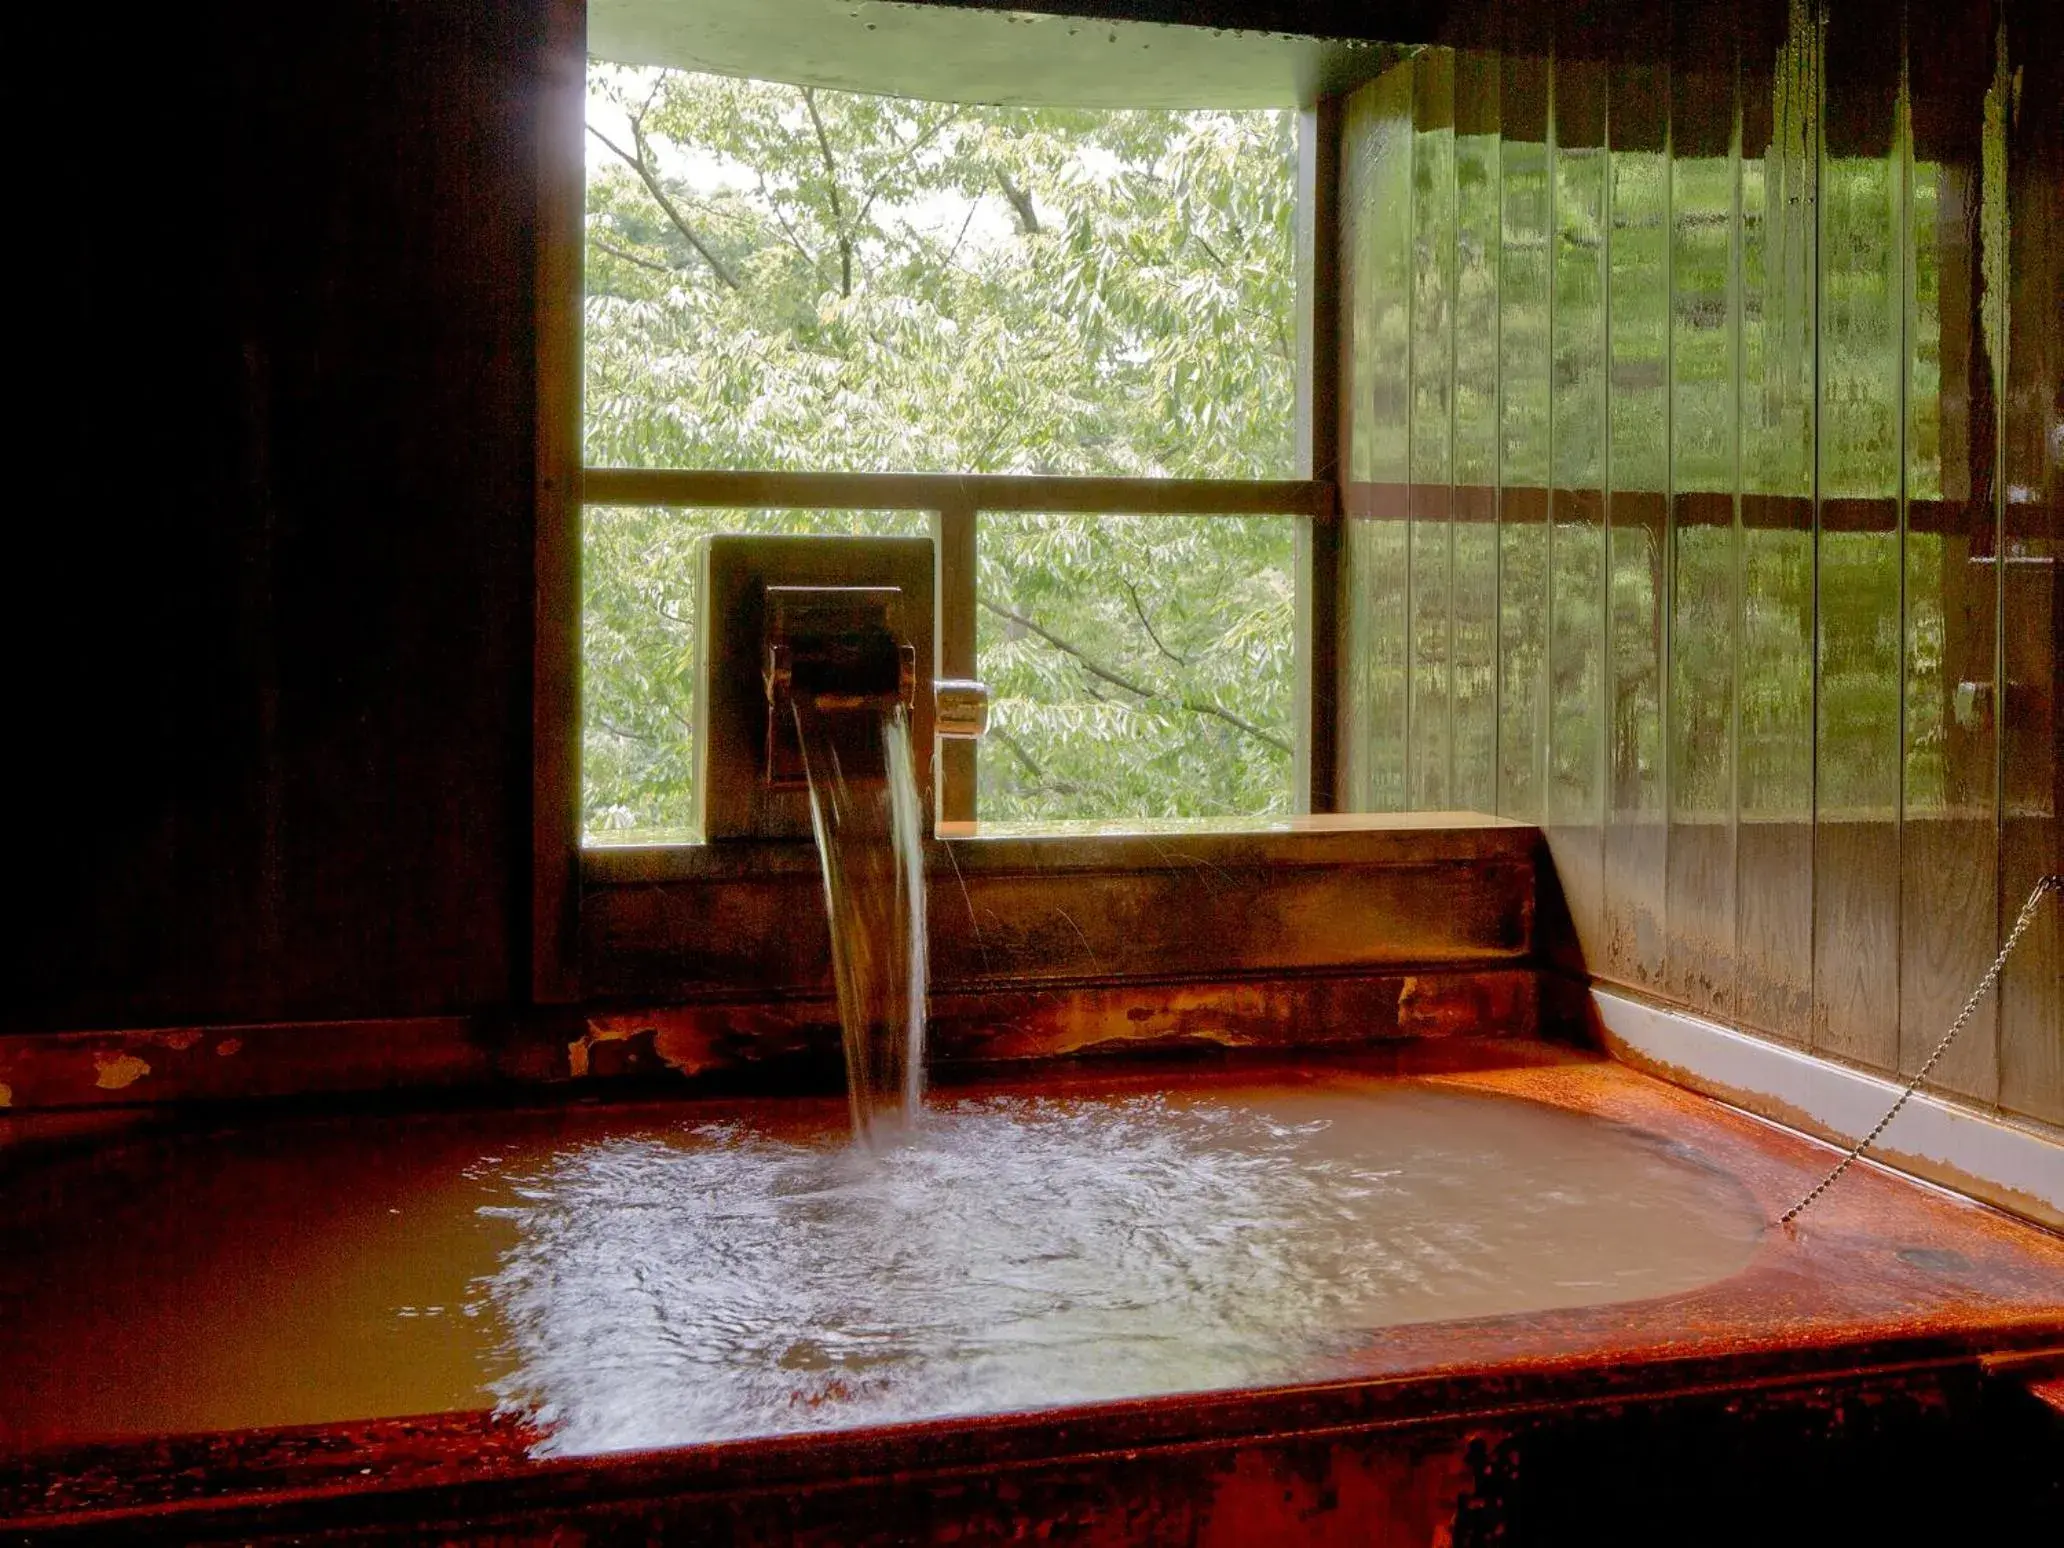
8,2,545,1031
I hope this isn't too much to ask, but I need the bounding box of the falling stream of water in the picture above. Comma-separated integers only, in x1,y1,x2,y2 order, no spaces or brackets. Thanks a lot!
794,700,928,1139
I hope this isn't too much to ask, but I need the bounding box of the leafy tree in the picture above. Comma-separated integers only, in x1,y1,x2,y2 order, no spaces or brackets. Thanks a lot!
579,66,1298,836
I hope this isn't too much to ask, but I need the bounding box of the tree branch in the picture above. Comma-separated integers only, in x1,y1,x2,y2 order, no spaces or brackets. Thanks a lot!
855,111,963,229
594,714,656,745
1123,577,1190,666
941,199,979,271
800,88,852,297
590,236,674,274
979,597,1289,755
588,122,744,292
637,70,667,124
756,169,825,279
991,726,1084,796
996,170,1041,234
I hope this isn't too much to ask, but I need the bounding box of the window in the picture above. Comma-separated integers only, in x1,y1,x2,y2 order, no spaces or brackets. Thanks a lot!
576,50,1317,840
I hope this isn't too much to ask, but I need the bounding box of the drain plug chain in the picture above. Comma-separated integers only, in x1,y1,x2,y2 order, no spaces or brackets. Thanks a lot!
1779,874,2062,1228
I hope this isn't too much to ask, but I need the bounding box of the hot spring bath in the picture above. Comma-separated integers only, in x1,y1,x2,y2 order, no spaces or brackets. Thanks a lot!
2,1060,1764,1451
5,1048,2062,1539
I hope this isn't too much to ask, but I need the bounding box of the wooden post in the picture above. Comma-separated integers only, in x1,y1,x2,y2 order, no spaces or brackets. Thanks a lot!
934,498,979,824
531,0,586,1003
1295,93,1344,814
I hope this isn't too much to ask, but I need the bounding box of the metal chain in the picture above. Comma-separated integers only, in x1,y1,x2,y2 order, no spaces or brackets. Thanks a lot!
1779,873,2063,1228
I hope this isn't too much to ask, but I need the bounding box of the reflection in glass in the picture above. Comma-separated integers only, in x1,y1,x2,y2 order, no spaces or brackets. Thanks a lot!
1997,0,2061,1124
1733,17,1819,1041
1818,157,1903,503
1408,52,1457,810
1672,153,1738,495
1340,67,1414,810
1496,55,1552,820
1603,79,1669,987
1814,125,1903,813
1608,148,1668,496
1811,15,1903,1067
1548,64,1608,830
1552,135,1608,490
1900,95,1999,1094
1498,91,1552,492
1450,53,1502,815
1327,13,2050,1110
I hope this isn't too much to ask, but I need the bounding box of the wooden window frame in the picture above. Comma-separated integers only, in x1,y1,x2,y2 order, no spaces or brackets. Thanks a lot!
532,0,1343,1001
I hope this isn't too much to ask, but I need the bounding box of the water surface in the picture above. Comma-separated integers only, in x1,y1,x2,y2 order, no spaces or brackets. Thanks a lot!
0,1073,1763,1453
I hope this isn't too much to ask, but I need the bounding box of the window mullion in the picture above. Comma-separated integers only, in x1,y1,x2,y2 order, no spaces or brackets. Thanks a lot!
933,500,979,824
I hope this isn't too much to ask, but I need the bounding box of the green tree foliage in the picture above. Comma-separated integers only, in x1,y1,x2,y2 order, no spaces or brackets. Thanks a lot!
580,67,1298,836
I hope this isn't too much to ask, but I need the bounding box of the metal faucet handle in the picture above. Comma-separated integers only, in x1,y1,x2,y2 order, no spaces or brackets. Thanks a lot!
934,678,989,739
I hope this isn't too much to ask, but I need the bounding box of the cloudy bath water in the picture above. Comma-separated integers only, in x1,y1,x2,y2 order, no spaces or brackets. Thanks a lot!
477,1083,1763,1456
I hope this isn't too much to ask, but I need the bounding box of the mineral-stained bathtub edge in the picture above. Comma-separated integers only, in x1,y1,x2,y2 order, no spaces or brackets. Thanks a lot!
1593,986,2064,1232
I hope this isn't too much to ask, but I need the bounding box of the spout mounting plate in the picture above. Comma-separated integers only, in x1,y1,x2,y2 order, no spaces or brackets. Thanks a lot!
696,535,937,841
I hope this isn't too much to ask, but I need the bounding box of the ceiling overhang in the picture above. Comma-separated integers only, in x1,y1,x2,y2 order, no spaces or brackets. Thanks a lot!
589,0,1411,108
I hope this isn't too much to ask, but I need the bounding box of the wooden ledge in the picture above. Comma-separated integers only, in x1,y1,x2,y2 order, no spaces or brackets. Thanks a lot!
583,812,1537,884
582,816,1544,1001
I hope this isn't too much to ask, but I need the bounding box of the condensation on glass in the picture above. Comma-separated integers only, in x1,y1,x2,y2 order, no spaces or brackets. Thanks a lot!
1339,65,1414,814
1333,0,2061,1129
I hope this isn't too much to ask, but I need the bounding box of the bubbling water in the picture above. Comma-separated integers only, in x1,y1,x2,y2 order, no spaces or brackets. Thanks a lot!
795,701,928,1139
475,1085,1764,1457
